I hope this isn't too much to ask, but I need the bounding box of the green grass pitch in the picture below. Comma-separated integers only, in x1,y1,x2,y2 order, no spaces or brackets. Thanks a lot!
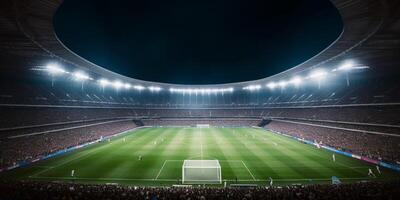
2,127,399,186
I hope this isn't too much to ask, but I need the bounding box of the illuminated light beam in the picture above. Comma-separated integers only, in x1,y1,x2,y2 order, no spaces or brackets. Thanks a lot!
309,69,327,80
243,85,261,91
98,78,110,86
112,80,123,90
336,60,369,71
148,86,162,92
309,69,327,89
72,71,90,81
169,87,234,94
266,82,277,90
124,83,132,89
46,64,66,75
133,85,145,91
289,76,302,87
278,81,288,88
72,71,90,91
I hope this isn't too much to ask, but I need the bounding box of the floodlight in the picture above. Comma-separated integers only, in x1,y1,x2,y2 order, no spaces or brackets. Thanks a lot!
169,87,233,94
46,64,66,75
133,85,145,91
266,82,276,89
243,85,261,91
337,61,354,71
309,69,327,80
112,80,123,89
98,78,110,87
148,86,162,92
278,81,287,88
290,76,302,86
336,60,369,72
124,83,131,89
73,71,90,81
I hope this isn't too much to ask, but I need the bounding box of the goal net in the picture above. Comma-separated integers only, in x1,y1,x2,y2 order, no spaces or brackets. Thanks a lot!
182,160,222,184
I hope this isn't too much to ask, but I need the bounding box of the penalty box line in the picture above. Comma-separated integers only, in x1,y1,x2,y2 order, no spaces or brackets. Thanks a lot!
241,161,256,181
154,160,182,180
155,160,167,180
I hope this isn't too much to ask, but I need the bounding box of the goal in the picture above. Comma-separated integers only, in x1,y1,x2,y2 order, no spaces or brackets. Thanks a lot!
182,160,222,184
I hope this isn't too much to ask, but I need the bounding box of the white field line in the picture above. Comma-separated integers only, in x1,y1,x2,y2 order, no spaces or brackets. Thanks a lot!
155,160,168,180
30,176,374,182
241,161,256,181
200,130,204,159
201,144,203,159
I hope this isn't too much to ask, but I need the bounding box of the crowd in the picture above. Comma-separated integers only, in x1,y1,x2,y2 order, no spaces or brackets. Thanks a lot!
0,121,137,169
265,121,400,164
0,106,138,129
0,180,399,200
2,105,399,129
275,118,400,135
264,106,400,125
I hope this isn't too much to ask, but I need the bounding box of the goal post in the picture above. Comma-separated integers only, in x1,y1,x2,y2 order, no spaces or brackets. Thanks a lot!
182,160,222,184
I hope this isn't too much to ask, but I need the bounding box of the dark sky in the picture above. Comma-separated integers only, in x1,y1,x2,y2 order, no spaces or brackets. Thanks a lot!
54,0,342,84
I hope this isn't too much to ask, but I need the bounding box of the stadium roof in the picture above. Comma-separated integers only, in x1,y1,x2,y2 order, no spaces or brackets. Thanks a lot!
0,0,399,88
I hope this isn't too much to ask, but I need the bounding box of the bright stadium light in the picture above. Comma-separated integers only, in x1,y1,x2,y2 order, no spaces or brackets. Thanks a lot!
98,78,110,92
46,64,66,75
98,78,110,86
243,85,261,91
46,63,67,87
112,80,123,90
133,85,145,91
72,71,90,81
336,60,369,87
148,86,162,92
309,69,327,89
337,61,354,71
266,82,277,90
169,87,233,94
309,69,327,80
124,83,131,89
72,71,90,90
333,60,369,72
278,81,288,88
98,79,110,91
290,76,302,87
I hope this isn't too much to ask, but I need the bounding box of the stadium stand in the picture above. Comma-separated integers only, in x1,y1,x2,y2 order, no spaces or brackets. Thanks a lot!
0,180,399,200
0,121,137,169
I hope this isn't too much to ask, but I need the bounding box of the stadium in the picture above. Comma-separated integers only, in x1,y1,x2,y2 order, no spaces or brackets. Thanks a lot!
0,0,400,199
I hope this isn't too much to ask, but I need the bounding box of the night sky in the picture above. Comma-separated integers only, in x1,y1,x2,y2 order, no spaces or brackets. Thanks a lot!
54,0,342,84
